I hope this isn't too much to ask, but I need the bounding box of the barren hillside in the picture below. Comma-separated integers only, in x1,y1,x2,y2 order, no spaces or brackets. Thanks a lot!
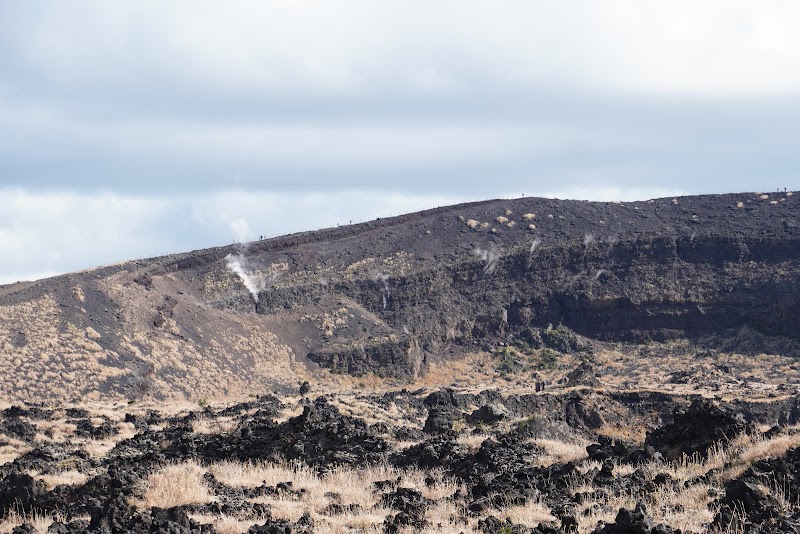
1,192,798,402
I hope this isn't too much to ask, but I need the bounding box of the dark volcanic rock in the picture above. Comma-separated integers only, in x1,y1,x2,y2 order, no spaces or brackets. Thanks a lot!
307,337,422,379
423,406,457,434
586,436,631,462
540,325,594,355
0,419,37,442
392,434,469,470
710,445,800,531
565,393,604,431
453,436,569,508
3,406,52,420
380,486,432,516
0,473,46,515
424,388,471,410
478,515,537,534
201,396,389,468
712,480,783,531
467,404,508,425
645,398,753,460
593,502,676,533
247,518,295,533
73,417,117,439
89,495,212,533
565,361,600,388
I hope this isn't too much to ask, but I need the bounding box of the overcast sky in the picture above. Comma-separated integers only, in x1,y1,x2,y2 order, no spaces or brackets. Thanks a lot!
2,1,800,283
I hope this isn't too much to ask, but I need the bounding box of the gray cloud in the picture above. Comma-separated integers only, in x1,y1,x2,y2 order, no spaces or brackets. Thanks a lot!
1,92,798,196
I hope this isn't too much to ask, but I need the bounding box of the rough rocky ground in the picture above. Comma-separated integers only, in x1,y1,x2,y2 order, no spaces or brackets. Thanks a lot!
2,387,800,533
1,192,800,532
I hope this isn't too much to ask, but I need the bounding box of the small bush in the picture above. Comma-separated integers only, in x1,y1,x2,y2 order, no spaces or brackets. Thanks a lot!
534,348,559,370
494,347,524,376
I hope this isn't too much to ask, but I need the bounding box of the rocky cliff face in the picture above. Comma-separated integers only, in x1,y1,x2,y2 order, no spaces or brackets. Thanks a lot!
0,192,797,399
252,200,800,376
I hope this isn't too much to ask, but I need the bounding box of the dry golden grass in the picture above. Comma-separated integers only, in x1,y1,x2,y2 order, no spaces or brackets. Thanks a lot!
76,421,138,460
643,428,800,491
210,460,468,532
274,400,305,423
134,461,214,509
562,456,716,533
641,442,727,483
421,499,470,533
591,343,800,402
457,433,490,453
533,437,589,466
331,396,421,431
192,416,238,435
83,439,118,459
487,496,556,527
737,432,800,465
34,419,78,443
575,490,636,534
0,509,60,534
32,470,89,490
0,435,30,466
403,469,465,501
210,460,318,489
756,477,799,513
595,423,648,442
649,482,715,533
246,463,386,521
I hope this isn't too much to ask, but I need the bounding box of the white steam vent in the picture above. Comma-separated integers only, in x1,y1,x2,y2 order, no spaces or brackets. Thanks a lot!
226,254,267,303
473,247,500,274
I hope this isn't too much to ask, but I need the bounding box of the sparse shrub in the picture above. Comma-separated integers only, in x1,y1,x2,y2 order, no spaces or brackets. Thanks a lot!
534,348,559,370
541,324,594,356
494,347,523,376
516,417,535,435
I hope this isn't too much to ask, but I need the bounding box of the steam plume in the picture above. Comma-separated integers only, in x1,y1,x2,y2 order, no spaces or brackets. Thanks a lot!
473,247,500,274
226,253,268,303
527,238,541,268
